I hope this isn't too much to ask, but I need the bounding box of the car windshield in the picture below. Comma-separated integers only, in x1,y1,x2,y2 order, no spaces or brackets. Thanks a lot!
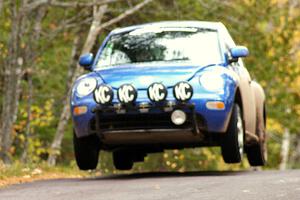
95,27,222,69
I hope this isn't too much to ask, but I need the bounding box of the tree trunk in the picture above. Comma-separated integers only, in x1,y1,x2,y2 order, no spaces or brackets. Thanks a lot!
0,1,47,164
290,134,300,168
0,0,3,15
279,128,290,170
21,70,32,163
21,5,46,163
47,4,108,166
47,34,83,166
0,1,24,164
81,5,108,54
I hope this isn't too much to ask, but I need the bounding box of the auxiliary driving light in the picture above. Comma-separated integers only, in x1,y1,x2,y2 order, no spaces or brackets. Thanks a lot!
117,84,137,104
171,110,187,125
147,82,168,102
173,81,193,102
93,84,113,105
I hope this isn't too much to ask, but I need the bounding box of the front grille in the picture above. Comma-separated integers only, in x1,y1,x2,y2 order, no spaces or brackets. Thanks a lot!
90,111,196,132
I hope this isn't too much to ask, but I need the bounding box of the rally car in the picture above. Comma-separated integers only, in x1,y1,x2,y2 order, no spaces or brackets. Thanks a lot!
71,21,267,170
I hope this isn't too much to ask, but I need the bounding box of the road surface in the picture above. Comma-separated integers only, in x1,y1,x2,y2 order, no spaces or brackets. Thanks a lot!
0,170,299,200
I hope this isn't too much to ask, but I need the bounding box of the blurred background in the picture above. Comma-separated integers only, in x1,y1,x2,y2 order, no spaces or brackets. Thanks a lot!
0,0,299,177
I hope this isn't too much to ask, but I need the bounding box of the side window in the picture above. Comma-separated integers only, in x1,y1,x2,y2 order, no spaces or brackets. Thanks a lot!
222,29,239,66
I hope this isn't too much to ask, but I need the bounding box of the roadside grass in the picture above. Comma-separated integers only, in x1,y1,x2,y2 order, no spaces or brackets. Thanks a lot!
0,161,92,188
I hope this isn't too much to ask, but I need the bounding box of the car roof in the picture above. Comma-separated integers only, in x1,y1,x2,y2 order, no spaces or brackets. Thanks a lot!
110,21,226,35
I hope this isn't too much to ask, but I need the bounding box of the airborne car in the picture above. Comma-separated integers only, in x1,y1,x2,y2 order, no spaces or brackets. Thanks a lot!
71,21,267,170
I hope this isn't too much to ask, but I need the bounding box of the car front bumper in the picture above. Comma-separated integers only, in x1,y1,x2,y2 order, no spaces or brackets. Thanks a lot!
72,95,233,142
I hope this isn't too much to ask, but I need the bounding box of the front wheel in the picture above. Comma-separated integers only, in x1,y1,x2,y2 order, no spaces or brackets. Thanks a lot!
73,130,100,170
221,103,244,163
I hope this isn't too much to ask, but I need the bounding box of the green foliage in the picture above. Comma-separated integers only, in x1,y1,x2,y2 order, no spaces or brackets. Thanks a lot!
13,100,55,162
133,148,249,173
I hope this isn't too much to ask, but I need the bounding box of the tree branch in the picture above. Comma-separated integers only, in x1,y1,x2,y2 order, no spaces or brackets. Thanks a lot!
24,0,120,13
96,0,154,33
81,4,108,54
49,0,120,8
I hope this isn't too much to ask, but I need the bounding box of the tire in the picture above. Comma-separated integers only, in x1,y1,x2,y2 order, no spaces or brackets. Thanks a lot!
73,130,100,170
113,150,134,170
246,109,267,166
246,143,266,166
221,103,244,163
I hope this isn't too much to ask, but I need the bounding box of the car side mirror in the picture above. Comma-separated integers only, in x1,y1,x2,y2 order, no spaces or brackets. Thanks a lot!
230,46,249,59
79,53,94,71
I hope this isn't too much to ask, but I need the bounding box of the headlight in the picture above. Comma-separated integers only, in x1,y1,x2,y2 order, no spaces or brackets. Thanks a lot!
76,77,97,97
199,72,224,92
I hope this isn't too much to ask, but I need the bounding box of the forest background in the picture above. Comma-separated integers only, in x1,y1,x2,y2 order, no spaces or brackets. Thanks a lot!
0,0,300,179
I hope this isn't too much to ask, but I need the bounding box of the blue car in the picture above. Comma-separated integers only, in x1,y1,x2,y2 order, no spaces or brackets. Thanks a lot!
71,21,267,170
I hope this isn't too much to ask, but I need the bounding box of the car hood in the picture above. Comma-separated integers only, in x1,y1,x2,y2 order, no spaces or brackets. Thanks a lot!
94,62,219,89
